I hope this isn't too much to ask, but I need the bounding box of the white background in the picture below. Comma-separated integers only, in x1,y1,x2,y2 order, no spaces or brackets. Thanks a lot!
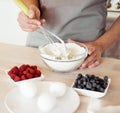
0,0,27,46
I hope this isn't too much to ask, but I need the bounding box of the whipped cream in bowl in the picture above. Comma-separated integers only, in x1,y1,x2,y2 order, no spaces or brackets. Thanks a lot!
39,42,88,72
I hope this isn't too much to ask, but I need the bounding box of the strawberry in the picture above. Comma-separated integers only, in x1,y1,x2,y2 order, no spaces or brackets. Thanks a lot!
14,76,21,82
25,67,31,73
9,64,42,82
8,70,13,76
36,69,41,76
12,68,19,75
18,71,23,77
26,73,33,79
19,64,27,72
29,68,35,74
9,66,18,73
26,64,30,68
31,65,37,70
21,75,26,80
23,70,28,75
9,74,16,80
35,74,41,78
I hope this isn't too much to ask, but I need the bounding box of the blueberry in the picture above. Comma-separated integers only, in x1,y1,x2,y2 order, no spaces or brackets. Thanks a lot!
92,82,97,88
77,85,82,89
96,80,100,84
90,79,95,83
103,82,108,89
99,87,104,92
74,73,109,93
86,74,90,78
86,82,92,90
96,84,100,89
74,80,78,84
78,73,83,79
83,81,87,86
99,79,104,85
104,76,108,82
77,80,81,85
91,75,95,79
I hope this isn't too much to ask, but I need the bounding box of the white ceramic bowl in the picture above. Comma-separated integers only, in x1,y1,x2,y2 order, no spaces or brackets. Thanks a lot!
72,80,111,98
39,43,88,72
72,74,111,98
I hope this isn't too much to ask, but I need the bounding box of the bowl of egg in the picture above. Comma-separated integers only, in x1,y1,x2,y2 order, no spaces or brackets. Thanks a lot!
39,42,88,72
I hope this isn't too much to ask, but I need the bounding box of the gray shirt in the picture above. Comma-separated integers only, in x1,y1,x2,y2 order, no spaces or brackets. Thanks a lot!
26,0,107,47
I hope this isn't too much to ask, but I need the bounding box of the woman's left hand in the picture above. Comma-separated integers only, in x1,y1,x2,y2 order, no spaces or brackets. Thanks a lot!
67,39,103,69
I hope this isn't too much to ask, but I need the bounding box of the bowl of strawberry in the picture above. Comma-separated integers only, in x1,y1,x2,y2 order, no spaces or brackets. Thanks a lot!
7,64,44,85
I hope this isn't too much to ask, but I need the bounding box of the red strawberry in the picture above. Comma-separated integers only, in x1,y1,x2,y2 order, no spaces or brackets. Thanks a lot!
12,68,19,75
9,66,18,73
14,76,21,82
26,64,30,68
25,67,31,73
23,70,28,75
26,73,33,79
35,74,41,78
9,74,16,80
29,68,35,74
21,75,26,80
18,71,23,77
19,64,27,72
8,70,13,76
36,70,41,75
31,65,37,70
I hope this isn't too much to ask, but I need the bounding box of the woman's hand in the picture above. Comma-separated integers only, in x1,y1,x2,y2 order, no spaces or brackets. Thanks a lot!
17,5,45,32
67,39,103,69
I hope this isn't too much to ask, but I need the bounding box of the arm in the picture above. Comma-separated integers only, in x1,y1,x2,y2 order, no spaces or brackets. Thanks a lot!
68,16,120,69
95,16,120,52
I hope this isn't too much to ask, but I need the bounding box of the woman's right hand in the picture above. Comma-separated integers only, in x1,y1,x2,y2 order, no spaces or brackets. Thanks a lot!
17,5,45,32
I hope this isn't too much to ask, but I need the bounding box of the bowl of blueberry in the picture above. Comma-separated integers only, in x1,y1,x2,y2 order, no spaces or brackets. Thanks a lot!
72,73,111,98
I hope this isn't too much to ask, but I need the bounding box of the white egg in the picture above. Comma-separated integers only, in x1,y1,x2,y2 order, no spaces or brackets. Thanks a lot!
37,93,56,112
19,82,37,98
50,82,67,97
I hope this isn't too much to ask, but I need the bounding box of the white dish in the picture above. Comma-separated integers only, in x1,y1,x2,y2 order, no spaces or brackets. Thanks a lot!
12,74,44,86
4,82,80,113
6,69,44,86
72,79,111,98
